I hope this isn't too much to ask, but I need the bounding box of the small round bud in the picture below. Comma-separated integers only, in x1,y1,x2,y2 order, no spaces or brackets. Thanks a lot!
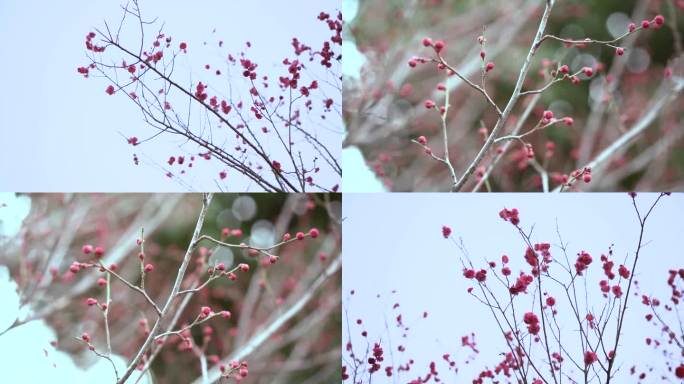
654,15,664,26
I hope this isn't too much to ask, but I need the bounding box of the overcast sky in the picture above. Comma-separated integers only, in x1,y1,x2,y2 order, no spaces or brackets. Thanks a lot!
343,193,682,382
0,0,340,192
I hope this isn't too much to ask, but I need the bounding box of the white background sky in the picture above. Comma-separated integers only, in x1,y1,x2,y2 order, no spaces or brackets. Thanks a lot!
343,193,683,382
0,0,340,192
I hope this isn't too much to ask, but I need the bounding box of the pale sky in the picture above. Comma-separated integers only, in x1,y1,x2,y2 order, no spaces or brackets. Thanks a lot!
0,0,341,192
343,193,683,382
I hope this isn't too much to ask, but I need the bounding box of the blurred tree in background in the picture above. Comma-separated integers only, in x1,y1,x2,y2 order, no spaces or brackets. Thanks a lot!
0,193,340,383
344,0,683,191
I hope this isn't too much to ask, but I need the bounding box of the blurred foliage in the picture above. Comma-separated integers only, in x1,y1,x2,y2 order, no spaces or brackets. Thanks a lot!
345,0,683,191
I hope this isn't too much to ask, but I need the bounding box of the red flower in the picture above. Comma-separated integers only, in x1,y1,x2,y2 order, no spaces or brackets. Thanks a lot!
575,251,593,275
200,306,212,318
583,351,598,365
105,85,115,95
523,312,540,335
675,364,684,378
611,285,622,298
442,225,452,238
618,264,630,279
499,208,520,225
